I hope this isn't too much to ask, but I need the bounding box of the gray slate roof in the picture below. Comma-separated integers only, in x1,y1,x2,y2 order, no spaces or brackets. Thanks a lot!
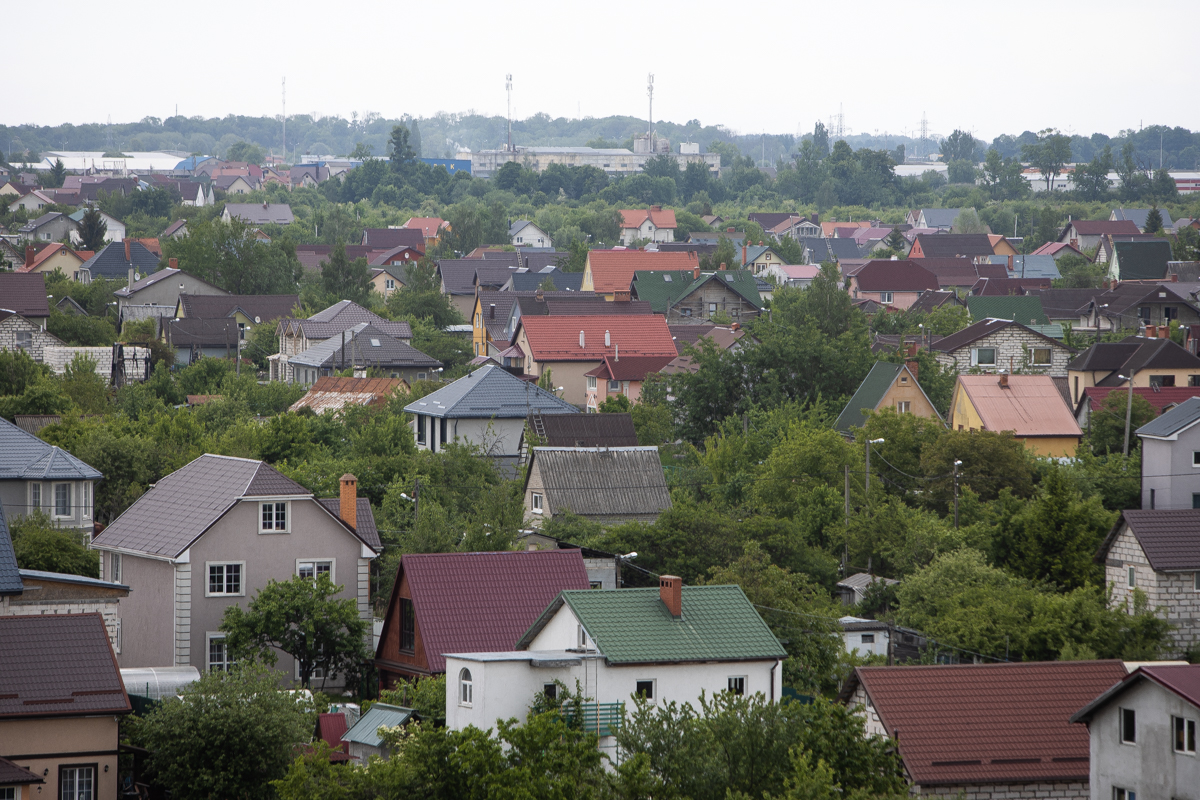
1112,208,1175,231
919,209,962,229
527,446,671,518
284,300,412,341
80,240,160,281
404,364,578,419
289,323,441,371
507,268,584,292
224,203,294,225
0,503,22,596
0,417,102,481
1136,396,1200,439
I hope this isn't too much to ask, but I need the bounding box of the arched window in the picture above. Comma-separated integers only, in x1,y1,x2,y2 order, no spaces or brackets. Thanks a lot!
459,668,473,705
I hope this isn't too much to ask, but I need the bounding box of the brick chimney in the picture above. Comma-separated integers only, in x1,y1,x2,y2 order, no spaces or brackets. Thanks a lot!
124,239,131,263
906,360,919,380
742,244,747,264
614,289,631,302
727,227,735,233
25,246,34,268
999,373,1009,388
659,575,682,617
169,257,178,270
1007,254,1013,272
719,262,726,271
811,212,818,224
339,474,357,529
693,267,700,280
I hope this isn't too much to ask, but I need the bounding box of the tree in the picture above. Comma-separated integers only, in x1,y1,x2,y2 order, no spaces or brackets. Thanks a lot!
1073,146,1115,200
1144,206,1164,235
386,259,463,329
1087,390,1155,455
811,121,830,158
1055,254,1107,289
61,353,109,413
598,394,631,413
47,158,67,189
133,663,312,800
947,159,976,184
980,148,1028,199
221,574,369,689
320,241,371,304
225,141,266,164
388,124,416,167
884,226,906,252
940,129,979,163
951,209,988,234
76,206,108,251
161,217,302,295
1021,129,1072,193
9,510,99,577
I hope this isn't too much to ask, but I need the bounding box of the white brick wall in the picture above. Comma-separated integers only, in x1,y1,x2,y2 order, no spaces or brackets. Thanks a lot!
1,596,121,649
0,316,62,362
935,328,1073,377
918,781,1087,799
43,345,150,384
1105,525,1200,653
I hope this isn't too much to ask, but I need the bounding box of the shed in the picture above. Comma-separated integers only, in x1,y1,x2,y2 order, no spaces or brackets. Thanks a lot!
524,446,671,524
341,703,414,761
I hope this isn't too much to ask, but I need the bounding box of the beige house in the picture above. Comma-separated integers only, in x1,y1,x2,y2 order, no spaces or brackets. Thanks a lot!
15,243,88,279
835,362,943,433
1066,335,1200,407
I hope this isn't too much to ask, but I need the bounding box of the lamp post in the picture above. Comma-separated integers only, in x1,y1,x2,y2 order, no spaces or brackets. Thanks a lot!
1119,373,1135,456
953,460,963,528
865,438,885,497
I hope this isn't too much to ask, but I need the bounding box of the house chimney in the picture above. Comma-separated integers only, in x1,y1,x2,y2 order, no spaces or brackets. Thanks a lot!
811,213,818,224
719,262,726,270
489,303,495,320
605,329,611,346
727,227,735,233
742,244,747,264
1172,273,1179,282
339,473,357,529
651,204,661,212
1007,254,1013,272
730,322,740,331
128,268,135,289
906,360,919,380
169,257,178,270
25,246,34,267
1146,325,1157,339
124,239,131,262
614,289,631,302
536,288,544,301
693,267,700,280
999,373,1009,388
659,575,682,617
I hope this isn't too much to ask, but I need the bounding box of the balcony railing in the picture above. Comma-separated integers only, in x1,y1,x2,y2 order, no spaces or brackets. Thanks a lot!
564,701,624,737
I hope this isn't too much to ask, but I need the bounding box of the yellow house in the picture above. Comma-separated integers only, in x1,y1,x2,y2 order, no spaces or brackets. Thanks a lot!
1065,334,1200,406
835,361,944,433
988,234,1020,257
368,266,408,299
16,243,88,280
950,374,1081,457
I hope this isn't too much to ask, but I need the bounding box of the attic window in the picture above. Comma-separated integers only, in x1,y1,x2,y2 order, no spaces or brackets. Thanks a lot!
725,274,733,281
370,338,381,347
664,274,672,282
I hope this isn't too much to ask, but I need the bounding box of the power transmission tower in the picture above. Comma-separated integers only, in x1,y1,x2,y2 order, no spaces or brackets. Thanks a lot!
918,111,929,157
647,74,655,150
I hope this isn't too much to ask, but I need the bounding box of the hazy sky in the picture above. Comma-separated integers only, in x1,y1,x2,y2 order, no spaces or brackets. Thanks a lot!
6,0,1197,141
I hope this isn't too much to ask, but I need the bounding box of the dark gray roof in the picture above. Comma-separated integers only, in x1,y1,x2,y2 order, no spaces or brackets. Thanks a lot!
526,446,671,517
92,455,311,558
1112,208,1175,231
1136,396,1200,439
80,240,160,280
930,318,1065,353
404,364,578,419
165,318,239,347
177,293,296,321
918,209,962,229
1100,510,1200,572
224,203,294,225
289,323,441,370
1067,337,1200,375
0,502,23,596
288,300,412,341
439,258,495,295
528,412,639,447
114,268,223,299
507,268,583,292
0,417,102,481
316,498,381,551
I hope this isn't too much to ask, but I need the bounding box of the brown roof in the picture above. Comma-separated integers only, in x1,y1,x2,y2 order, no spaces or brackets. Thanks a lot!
1099,509,1200,572
0,273,50,319
956,375,1082,438
969,277,1054,296
584,354,677,381
360,227,426,251
527,412,639,447
843,661,1128,786
1073,665,1200,724
178,293,300,322
289,376,407,414
0,757,42,785
852,260,939,292
913,234,996,259
1064,219,1141,237
0,613,131,719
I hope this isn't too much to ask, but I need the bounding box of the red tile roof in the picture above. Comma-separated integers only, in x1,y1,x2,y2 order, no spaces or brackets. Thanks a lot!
378,550,591,673
1032,242,1085,258
519,315,677,362
851,260,940,292
15,243,86,272
584,354,677,381
846,661,1127,786
1080,386,1200,415
1066,219,1140,236
586,250,697,294
620,207,677,230
403,217,447,238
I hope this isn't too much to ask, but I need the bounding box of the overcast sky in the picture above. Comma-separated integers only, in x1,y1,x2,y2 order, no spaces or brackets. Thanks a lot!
6,0,1197,142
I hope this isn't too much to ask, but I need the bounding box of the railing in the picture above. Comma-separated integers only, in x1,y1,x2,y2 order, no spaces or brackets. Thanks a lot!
565,702,624,737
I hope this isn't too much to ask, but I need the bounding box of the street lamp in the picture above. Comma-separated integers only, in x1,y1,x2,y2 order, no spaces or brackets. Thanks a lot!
865,438,885,496
953,460,963,528
1118,373,1135,456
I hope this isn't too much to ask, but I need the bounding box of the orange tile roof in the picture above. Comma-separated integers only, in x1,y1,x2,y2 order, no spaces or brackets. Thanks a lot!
403,217,447,238
620,207,678,230
518,315,677,362
18,243,85,272
132,238,161,256
586,250,697,294
821,220,872,237
958,375,1081,438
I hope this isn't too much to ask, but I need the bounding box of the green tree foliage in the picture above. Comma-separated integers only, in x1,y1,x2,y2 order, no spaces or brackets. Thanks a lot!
132,663,312,800
385,259,463,328
0,348,49,396
226,140,266,163
980,148,1030,199
378,674,447,723
60,353,109,413
319,241,371,305
952,208,988,234
1021,129,1072,193
221,574,370,689
1073,146,1115,200
1055,254,1107,289
47,307,117,346
9,510,99,577
161,216,302,294
1087,390,1155,455
1145,206,1164,234
76,206,109,251
940,130,979,163
46,158,67,188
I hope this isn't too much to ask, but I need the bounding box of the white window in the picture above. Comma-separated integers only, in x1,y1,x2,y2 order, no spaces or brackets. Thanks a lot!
110,552,122,584
260,502,288,532
1120,707,1136,744
15,330,32,350
0,785,14,800
708,303,718,314
54,482,72,518
1174,715,1196,754
971,348,997,367
207,563,244,596
587,376,597,391
1031,348,1052,365
727,676,746,695
82,482,90,518
1114,789,1136,800
60,765,94,800
297,560,333,581
459,668,473,705
607,380,620,392
635,679,655,700
880,292,894,304
31,482,41,511
1128,566,1137,588
208,634,234,672
385,279,395,290
577,624,589,649
896,401,911,413
531,493,543,514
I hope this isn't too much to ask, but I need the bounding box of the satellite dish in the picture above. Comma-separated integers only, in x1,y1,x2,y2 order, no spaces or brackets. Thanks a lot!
254,316,261,324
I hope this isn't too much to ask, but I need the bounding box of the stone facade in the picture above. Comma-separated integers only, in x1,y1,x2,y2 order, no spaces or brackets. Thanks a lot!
0,314,63,361
1105,525,1200,654
43,344,151,383
935,328,1074,377
917,781,1087,799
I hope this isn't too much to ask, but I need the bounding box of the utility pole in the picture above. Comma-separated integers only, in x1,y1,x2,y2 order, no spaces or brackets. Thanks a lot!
844,465,850,524
282,77,286,163
413,477,420,525
1122,372,1135,456
953,460,962,528
647,74,655,151
865,438,884,498
506,74,513,152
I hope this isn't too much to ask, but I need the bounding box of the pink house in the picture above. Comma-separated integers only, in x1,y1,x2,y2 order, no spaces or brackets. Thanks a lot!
847,260,939,310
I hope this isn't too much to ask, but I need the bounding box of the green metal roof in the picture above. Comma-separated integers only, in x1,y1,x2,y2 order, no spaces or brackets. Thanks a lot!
835,362,903,433
1114,240,1172,281
966,296,1049,326
517,585,786,664
631,269,762,314
1027,323,1065,340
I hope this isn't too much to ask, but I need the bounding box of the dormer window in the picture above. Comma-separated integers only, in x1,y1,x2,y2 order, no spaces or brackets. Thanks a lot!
261,502,288,532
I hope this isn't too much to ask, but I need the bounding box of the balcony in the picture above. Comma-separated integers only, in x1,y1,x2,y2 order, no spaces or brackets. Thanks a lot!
564,701,624,737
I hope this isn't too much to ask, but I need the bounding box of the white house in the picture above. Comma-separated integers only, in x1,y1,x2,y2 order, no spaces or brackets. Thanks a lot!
444,577,786,758
68,208,126,243
619,207,677,245
509,220,552,249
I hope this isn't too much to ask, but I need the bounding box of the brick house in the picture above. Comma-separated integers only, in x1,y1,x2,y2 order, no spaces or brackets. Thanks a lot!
1096,509,1200,655
0,312,64,364
931,318,1076,377
0,273,50,330
631,268,763,323
839,660,1129,799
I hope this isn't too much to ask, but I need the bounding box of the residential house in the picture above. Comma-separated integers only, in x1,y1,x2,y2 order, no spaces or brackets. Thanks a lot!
1057,219,1141,252
289,376,408,415
114,266,228,329
445,579,787,759
294,244,390,275
949,373,1082,456
985,254,1061,280
271,301,412,383
341,704,414,760
368,265,409,298
523,412,639,451
688,228,746,248
1112,207,1176,232
1071,664,1200,800
360,227,427,253
911,209,962,231
987,234,1021,257
660,325,749,374
0,273,50,330
581,250,698,299
838,616,927,661
374,549,592,688
908,233,996,259
401,217,446,248
287,323,441,386
175,292,299,342
908,290,967,313
836,572,900,606
89,456,379,682
932,318,1075,376
1067,336,1200,406
1110,240,1173,281
12,243,90,280
740,244,790,275
471,290,605,357
1136,397,1200,510
801,236,862,264
0,417,100,532
0,614,132,800
769,215,823,240
221,203,294,226
1097,510,1200,654
213,175,257,195
916,258,1006,292
1074,386,1200,430
746,212,798,231
78,240,160,283
619,206,677,245
1096,234,1165,267
1033,241,1088,261
840,661,1129,799
161,219,188,239
67,208,124,243
631,268,763,323
524,446,670,524
55,296,89,317
164,319,244,365
834,362,943,434
847,260,939,309
821,220,873,238
437,258,507,318
504,267,583,292
6,190,54,214
370,245,422,267
509,220,552,249
403,364,577,457
583,355,676,410
17,212,77,243
289,165,329,189
512,315,678,405
0,310,63,365
1076,283,1200,332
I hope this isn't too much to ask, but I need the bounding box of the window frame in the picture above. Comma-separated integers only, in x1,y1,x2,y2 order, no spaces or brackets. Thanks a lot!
607,379,621,393
1119,706,1136,744
1113,789,1135,800
30,482,41,512
971,347,997,367
296,558,334,583
399,597,416,653
259,500,289,533
879,291,894,304
206,562,245,597
861,633,876,644
111,552,122,584
727,676,747,696
207,632,234,673
15,330,32,350
59,763,97,800
1128,566,1137,588
635,679,656,701
459,668,473,706
542,682,558,700
82,481,90,519
53,482,72,519
1173,714,1197,754
531,492,543,514
1031,347,1052,365
586,376,597,391
896,401,911,413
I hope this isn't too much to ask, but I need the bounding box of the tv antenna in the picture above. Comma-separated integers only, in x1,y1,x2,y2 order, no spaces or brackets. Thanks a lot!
647,73,655,150
506,74,513,151
281,77,286,160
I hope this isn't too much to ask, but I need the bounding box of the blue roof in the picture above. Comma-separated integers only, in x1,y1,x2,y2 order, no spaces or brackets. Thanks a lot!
985,254,1061,280
174,156,213,171
0,417,102,481
0,503,23,596
341,703,413,747
403,364,579,419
